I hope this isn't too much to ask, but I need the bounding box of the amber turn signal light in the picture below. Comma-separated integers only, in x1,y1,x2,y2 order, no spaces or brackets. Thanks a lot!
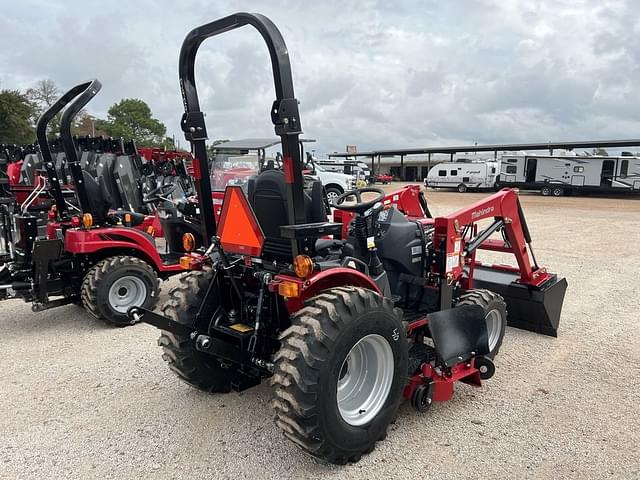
182,233,196,253
179,256,195,269
293,254,314,278
278,280,300,298
82,213,93,229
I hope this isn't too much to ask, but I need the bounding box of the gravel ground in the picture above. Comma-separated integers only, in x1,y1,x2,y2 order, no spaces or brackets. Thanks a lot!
1,187,639,479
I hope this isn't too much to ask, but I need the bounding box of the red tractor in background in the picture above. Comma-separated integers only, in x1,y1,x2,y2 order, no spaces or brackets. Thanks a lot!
0,79,201,325
129,13,567,464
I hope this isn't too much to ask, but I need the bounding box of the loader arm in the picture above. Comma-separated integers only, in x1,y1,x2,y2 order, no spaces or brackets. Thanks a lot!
433,188,545,285
432,188,567,336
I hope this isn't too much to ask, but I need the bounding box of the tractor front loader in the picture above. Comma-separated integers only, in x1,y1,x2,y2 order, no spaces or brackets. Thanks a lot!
129,12,567,464
0,79,203,325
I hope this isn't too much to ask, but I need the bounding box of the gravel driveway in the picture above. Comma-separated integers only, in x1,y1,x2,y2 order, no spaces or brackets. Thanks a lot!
1,190,639,479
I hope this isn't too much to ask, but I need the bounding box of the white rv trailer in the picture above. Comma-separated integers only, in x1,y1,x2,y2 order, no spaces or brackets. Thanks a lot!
424,160,499,192
497,153,640,196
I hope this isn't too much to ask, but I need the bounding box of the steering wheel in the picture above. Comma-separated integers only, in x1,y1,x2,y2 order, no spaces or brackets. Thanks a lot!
160,161,175,176
143,182,177,204
332,187,385,214
140,162,154,176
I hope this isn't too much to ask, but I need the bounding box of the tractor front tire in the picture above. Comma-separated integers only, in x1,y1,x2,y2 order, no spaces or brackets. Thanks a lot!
81,255,159,327
158,270,239,393
456,289,507,358
271,286,408,464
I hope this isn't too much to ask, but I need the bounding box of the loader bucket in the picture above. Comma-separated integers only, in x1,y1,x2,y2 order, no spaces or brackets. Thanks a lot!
471,265,567,337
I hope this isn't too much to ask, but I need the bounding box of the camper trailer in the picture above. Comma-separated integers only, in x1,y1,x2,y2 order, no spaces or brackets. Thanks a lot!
497,153,640,196
424,160,499,192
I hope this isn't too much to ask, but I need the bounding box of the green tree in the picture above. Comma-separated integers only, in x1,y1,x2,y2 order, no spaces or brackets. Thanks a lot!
0,89,36,144
72,111,108,137
98,98,167,146
207,139,230,158
26,79,62,136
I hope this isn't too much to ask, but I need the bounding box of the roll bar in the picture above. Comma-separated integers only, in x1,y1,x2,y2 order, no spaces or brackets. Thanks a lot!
178,12,306,248
35,80,100,215
58,79,102,214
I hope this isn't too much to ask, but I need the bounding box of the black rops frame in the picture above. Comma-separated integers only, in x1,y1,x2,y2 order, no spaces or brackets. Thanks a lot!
34,82,101,217
178,12,306,250
59,79,103,215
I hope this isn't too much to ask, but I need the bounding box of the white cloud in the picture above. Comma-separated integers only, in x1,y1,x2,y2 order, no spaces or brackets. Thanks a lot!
1,0,639,154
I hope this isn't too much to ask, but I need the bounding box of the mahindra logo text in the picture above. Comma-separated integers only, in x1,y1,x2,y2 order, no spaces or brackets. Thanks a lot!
471,206,494,219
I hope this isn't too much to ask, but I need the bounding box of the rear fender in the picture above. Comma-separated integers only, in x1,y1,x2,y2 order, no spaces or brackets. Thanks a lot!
277,267,381,313
64,227,180,272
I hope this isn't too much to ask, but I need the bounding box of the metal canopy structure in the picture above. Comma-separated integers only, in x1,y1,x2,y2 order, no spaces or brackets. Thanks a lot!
328,139,640,179
214,138,316,151
328,139,640,158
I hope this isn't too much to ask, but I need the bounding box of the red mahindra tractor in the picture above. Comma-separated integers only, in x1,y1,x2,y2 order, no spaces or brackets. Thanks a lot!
129,13,567,464
0,79,202,325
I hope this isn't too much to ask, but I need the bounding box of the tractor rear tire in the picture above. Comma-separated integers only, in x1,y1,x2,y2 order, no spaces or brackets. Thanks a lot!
455,289,507,358
158,270,239,393
271,286,408,464
81,255,159,327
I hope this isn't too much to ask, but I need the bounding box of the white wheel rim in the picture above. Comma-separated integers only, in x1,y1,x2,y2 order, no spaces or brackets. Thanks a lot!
326,191,339,203
337,334,394,426
485,308,502,352
108,275,148,313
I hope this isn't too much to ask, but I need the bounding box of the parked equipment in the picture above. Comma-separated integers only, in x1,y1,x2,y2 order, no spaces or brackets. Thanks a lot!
497,152,640,196
128,12,567,464
0,79,202,325
425,160,499,192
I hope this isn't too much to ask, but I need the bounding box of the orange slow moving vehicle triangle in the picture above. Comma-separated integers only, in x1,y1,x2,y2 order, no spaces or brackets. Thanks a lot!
218,186,265,257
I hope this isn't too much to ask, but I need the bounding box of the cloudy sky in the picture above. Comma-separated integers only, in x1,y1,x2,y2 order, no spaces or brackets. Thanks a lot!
2,0,639,155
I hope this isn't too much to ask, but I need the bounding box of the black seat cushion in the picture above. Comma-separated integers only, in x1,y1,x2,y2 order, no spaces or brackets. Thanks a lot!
95,153,123,209
82,170,111,223
247,169,328,260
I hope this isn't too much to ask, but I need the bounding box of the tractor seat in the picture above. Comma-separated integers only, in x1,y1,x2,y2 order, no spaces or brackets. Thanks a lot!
95,153,123,209
107,210,146,227
80,170,112,224
247,169,328,260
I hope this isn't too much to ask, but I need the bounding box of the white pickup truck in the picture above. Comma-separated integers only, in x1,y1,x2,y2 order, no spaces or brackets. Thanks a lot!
307,163,357,203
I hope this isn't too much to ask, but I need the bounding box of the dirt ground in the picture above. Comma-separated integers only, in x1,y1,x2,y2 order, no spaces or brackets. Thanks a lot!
1,185,639,479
